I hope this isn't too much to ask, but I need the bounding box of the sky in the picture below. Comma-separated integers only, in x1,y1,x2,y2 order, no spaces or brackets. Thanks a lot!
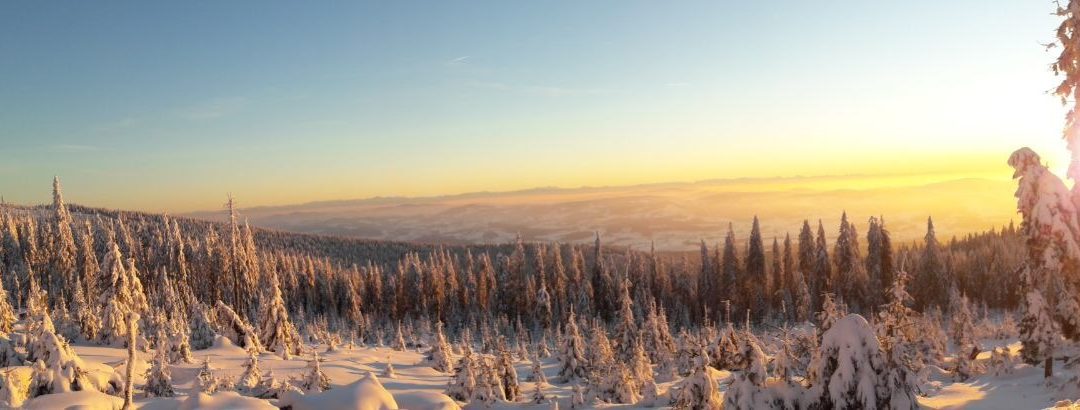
0,1,1071,213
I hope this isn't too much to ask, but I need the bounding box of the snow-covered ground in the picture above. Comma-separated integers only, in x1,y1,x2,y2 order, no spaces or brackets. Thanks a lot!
9,334,1076,409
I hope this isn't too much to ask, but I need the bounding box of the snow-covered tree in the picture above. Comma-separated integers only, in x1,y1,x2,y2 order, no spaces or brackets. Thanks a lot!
447,345,479,401
496,348,520,402
393,321,407,351
807,314,901,410
236,350,262,393
98,242,139,346
723,332,773,410
557,309,588,383
876,270,920,409
300,352,331,393
425,321,453,372
27,329,94,398
0,370,25,408
1019,275,1059,377
672,348,721,410
122,312,138,409
257,271,301,359
382,354,396,379
214,300,262,352
189,303,216,351
196,356,218,394
144,339,175,398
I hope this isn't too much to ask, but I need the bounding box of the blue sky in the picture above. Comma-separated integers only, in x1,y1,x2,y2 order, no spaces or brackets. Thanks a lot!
0,1,1067,211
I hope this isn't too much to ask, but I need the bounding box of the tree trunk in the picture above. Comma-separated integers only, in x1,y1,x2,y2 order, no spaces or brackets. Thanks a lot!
1045,356,1053,378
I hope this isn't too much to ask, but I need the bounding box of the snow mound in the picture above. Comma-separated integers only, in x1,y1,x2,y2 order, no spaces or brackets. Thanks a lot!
179,391,277,410
24,390,123,410
395,391,461,410
280,372,399,410
204,334,249,356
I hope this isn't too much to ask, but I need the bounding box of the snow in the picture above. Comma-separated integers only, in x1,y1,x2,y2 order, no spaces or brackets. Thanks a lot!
280,372,398,410
179,391,277,409
23,389,124,409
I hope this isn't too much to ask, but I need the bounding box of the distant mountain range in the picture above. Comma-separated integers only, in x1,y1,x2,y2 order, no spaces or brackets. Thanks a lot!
186,175,1018,251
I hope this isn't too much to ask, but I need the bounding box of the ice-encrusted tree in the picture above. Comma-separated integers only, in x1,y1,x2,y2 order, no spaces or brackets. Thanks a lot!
557,308,588,383
257,270,301,359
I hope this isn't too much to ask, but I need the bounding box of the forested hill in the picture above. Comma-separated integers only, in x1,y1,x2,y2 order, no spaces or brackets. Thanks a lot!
0,180,1024,338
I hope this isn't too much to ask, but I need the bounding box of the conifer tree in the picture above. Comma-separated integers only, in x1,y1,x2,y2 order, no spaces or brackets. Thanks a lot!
301,352,331,393
197,356,218,394
496,348,520,402
258,270,301,359
447,345,479,401
426,321,453,372
145,338,175,398
557,308,588,383
237,350,262,393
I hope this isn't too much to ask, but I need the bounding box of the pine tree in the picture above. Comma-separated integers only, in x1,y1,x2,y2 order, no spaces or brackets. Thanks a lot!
528,354,547,384
744,216,767,319
144,339,175,398
807,314,887,410
723,332,771,410
382,354,396,379
496,348,520,402
426,321,453,372
877,270,920,410
447,345,479,401
557,308,588,383
237,350,262,393
189,303,216,351
672,348,721,410
99,242,138,345
300,352,331,393
197,356,218,394
915,217,948,311
0,370,25,408
258,270,301,359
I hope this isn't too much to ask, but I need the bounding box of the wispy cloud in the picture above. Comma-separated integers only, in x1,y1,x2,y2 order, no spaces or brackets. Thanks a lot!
466,81,610,98
177,97,249,120
446,55,470,66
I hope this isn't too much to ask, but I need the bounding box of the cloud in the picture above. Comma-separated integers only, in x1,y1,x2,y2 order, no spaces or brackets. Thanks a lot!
177,97,249,120
446,55,470,66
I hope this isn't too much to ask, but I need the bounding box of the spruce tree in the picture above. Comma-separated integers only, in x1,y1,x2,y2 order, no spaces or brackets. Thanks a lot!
257,270,301,359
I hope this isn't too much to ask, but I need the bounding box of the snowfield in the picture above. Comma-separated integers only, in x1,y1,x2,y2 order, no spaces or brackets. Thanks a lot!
2,332,1071,409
